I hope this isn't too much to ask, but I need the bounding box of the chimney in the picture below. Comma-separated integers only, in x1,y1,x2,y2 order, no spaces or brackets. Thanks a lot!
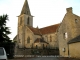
66,7,73,13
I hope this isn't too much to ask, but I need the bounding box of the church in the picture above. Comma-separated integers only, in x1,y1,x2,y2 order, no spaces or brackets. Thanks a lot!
13,0,59,55
13,0,80,58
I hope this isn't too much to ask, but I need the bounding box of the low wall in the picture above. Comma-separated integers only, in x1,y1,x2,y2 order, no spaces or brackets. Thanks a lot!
14,48,59,56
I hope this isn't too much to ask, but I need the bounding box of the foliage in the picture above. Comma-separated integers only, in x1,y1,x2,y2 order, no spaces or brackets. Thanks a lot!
0,14,15,58
0,14,11,43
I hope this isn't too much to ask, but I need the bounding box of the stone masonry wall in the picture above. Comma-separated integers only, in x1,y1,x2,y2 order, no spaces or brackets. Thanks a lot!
57,7,80,57
69,42,80,58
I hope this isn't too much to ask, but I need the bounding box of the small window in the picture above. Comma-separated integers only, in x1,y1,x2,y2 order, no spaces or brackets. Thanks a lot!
36,45,38,48
75,19,78,23
62,48,65,52
63,32,68,39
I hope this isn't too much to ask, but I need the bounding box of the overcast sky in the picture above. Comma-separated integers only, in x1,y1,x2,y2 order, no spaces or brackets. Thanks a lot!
0,0,80,40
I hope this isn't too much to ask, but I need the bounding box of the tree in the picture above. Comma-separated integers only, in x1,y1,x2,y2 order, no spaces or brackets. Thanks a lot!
0,14,15,58
0,14,11,43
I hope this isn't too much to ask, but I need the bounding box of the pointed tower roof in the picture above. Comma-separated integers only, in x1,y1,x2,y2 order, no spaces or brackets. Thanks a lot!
20,0,31,15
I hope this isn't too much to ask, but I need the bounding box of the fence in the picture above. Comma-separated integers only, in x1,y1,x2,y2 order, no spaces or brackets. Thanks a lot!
14,48,59,58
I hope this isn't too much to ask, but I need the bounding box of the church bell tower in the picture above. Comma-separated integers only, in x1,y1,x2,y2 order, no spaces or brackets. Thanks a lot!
17,0,33,48
19,0,33,27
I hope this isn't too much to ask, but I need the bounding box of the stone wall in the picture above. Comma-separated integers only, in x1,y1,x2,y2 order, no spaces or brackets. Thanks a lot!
24,26,34,48
14,47,59,56
43,32,58,49
33,42,49,49
57,7,80,57
69,42,80,58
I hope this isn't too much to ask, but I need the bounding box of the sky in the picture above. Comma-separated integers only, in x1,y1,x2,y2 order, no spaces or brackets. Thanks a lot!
0,0,80,40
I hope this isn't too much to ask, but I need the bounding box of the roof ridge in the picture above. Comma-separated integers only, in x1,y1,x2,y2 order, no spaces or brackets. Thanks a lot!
40,23,60,29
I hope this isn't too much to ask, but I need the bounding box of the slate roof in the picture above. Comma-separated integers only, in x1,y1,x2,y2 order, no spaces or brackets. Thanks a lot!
34,38,48,44
68,35,80,44
28,24,60,35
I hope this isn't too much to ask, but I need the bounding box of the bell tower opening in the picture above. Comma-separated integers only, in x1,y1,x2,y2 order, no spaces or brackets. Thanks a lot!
27,17,30,25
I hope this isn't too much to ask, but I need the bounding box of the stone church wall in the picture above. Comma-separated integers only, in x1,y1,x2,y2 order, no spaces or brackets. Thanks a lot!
24,27,34,48
43,32,58,49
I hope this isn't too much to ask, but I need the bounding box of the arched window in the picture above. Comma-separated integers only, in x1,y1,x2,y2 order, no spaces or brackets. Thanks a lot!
27,17,29,25
50,35,52,42
36,45,38,48
27,36,30,43
43,44,44,49
45,35,48,42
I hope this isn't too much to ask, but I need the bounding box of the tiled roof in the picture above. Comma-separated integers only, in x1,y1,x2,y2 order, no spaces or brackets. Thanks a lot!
28,24,60,35
68,35,80,44
39,24,60,34
34,38,48,44
28,26,41,35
